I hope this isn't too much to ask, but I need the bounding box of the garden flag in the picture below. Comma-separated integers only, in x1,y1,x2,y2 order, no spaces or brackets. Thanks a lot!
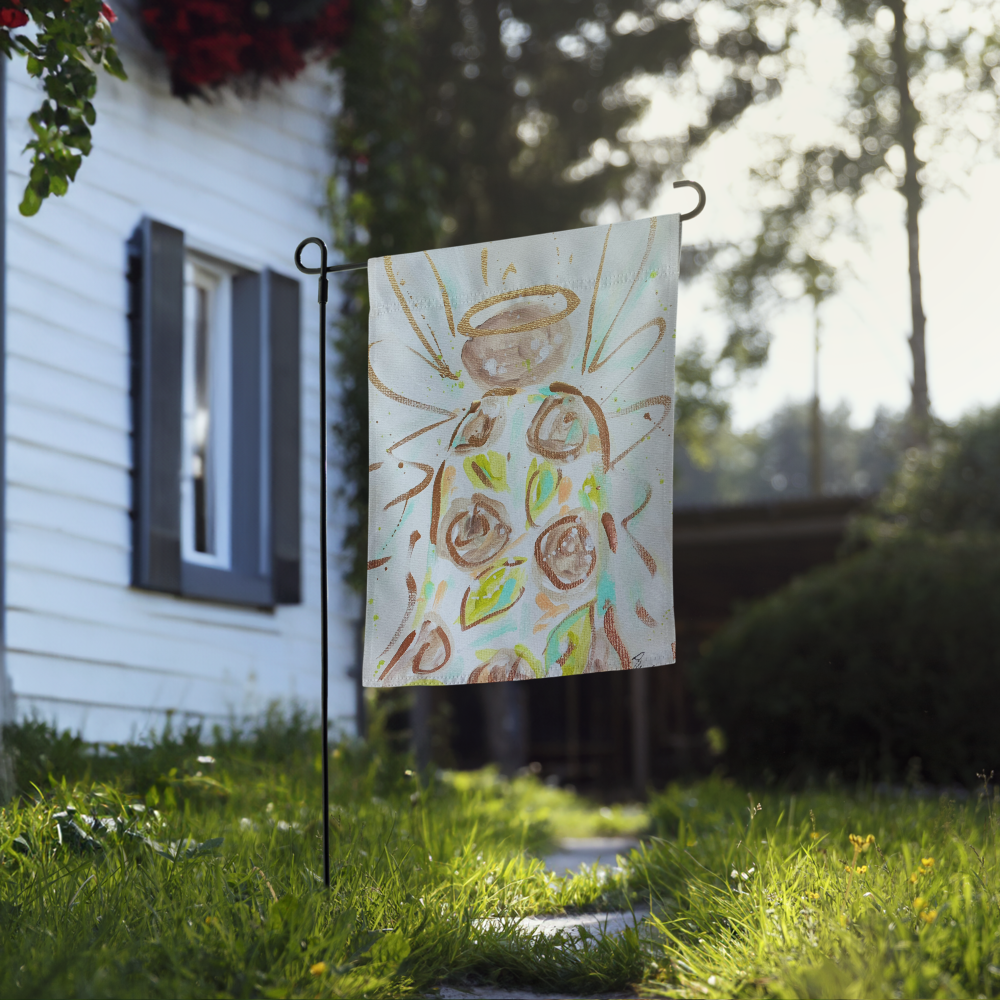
363,216,679,687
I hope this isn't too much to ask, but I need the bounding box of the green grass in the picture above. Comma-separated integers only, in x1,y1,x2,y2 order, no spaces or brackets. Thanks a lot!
637,778,1000,998
0,712,644,998
2,714,999,998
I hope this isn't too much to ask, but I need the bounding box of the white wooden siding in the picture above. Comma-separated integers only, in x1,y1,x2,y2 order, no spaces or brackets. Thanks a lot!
4,6,359,742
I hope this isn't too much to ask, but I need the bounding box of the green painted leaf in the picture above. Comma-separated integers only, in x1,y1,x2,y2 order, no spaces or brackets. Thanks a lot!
526,457,560,527
544,602,595,676
463,450,509,491
514,644,545,679
460,558,526,630
578,472,602,511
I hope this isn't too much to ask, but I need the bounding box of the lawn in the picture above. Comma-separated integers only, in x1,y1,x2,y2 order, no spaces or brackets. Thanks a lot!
1,713,997,998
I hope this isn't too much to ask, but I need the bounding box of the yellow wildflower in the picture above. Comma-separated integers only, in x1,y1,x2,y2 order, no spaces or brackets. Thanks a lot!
913,897,926,911
808,892,820,900
921,857,934,867
857,865,867,874
810,832,821,840
849,833,876,852
909,873,920,884
310,962,328,976
920,909,937,924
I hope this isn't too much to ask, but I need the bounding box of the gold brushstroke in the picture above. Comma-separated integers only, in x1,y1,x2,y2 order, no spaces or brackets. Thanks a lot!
379,629,416,681
430,460,447,545
636,601,656,627
602,600,631,670
581,395,611,473
586,218,657,374
423,251,456,338
601,512,618,552
368,343,455,416
581,225,612,374
385,413,456,457
549,381,582,396
384,462,436,510
608,395,672,470
367,557,390,570
378,572,418,658
458,285,580,337
502,262,517,282
369,462,383,472
383,257,457,378
481,248,489,285
590,317,666,373
621,486,656,576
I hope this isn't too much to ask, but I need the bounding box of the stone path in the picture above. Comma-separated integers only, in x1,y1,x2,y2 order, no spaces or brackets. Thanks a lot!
542,836,641,878
438,987,638,999
432,838,652,999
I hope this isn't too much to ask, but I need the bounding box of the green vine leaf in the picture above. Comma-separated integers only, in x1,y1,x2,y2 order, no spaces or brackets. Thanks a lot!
3,1,126,215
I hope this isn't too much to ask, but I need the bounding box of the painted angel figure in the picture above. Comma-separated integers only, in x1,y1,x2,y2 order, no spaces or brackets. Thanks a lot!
363,216,679,687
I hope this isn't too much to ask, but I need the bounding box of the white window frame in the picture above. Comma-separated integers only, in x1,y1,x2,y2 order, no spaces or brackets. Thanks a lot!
181,254,233,570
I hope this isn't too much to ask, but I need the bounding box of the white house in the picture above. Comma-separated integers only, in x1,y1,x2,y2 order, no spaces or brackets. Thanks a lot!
1,3,360,742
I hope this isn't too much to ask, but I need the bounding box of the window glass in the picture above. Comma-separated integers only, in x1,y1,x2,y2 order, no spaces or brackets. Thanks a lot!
182,257,232,569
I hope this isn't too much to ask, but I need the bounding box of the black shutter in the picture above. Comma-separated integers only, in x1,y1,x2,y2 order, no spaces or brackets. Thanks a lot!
267,270,302,604
130,218,183,594
181,271,273,607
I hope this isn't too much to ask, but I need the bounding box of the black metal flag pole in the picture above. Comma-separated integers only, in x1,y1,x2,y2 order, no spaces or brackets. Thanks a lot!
294,239,367,889
292,178,704,890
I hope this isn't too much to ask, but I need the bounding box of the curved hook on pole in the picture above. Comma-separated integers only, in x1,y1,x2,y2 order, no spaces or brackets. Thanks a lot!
673,180,706,222
295,236,329,275
296,237,368,274
295,237,331,304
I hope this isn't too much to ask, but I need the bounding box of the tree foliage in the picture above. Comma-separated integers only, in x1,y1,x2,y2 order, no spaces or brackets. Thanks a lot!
1,0,126,215
867,404,1000,536
715,0,1000,436
330,0,792,587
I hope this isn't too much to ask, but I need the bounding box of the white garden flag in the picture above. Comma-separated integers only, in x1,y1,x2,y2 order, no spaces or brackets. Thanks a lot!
363,216,679,686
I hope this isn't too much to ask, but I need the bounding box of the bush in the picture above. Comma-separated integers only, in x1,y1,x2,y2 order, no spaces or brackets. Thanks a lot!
871,404,1000,535
692,534,1000,785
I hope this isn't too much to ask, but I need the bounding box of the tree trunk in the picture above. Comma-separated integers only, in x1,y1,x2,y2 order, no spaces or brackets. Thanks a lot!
411,687,432,772
810,308,822,495
888,0,930,442
480,682,529,777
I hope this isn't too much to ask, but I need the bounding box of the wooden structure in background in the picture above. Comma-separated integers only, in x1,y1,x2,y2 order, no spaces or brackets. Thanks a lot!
427,495,867,795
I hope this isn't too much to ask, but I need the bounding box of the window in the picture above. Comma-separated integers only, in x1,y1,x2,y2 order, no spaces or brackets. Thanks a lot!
128,218,302,607
182,257,233,569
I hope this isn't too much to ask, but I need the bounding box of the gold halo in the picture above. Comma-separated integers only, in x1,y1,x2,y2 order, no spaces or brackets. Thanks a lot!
457,285,581,338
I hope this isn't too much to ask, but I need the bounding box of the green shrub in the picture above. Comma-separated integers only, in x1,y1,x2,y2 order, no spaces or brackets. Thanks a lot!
870,404,1000,535
692,534,1000,785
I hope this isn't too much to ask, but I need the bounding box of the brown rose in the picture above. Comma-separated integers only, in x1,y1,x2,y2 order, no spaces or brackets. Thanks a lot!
535,512,597,590
452,398,505,452
379,613,452,684
526,394,590,463
441,493,512,569
467,648,534,683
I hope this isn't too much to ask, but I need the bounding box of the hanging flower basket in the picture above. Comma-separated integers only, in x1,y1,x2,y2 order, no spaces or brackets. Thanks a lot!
140,0,351,97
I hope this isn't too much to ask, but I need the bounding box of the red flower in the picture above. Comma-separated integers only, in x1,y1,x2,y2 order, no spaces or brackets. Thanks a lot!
139,0,352,96
101,2,117,23
1,4,29,29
